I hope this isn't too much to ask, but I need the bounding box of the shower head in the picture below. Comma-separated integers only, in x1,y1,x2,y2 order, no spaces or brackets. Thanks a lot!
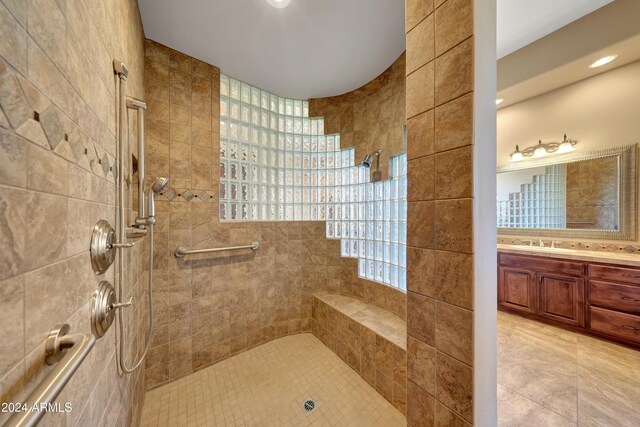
147,177,169,220
150,176,169,193
361,149,381,168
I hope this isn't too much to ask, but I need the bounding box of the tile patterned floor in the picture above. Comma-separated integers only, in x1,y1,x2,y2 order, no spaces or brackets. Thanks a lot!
498,311,640,427
141,313,640,426
140,333,405,427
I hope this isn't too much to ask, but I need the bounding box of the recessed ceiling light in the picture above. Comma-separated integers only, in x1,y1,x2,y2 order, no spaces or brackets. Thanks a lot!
496,98,504,105
589,55,617,68
267,0,292,8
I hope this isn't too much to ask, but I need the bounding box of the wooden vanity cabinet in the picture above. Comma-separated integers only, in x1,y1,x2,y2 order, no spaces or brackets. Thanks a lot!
498,252,640,347
538,273,585,327
498,254,585,326
498,267,537,315
587,264,640,344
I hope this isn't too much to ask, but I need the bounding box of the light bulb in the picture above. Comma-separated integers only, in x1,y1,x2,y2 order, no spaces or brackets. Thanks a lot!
510,152,524,162
496,98,504,105
532,146,548,158
557,141,576,154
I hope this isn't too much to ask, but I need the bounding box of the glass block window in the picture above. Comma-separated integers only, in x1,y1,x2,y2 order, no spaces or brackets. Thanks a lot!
219,74,407,290
330,153,408,290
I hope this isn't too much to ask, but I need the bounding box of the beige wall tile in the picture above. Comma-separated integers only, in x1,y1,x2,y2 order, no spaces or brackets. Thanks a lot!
0,274,24,377
0,2,27,74
24,192,67,270
0,71,32,129
0,0,147,422
435,199,473,253
407,379,436,426
407,62,434,119
434,93,473,152
406,0,435,32
407,201,435,249
27,143,69,196
408,155,435,202
406,247,435,297
434,250,473,310
434,37,473,107
435,301,473,365
27,39,69,112
407,109,434,160
407,14,435,75
436,400,472,426
0,130,27,186
407,291,435,346
436,351,473,422
435,0,473,56
434,145,472,199
407,335,436,393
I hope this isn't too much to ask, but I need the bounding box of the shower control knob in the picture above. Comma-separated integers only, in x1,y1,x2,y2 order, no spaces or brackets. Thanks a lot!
111,297,133,310
91,281,117,338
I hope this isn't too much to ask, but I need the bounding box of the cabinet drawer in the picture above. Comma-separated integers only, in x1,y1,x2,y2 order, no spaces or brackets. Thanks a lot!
589,306,640,343
589,280,640,313
589,264,640,285
499,253,583,277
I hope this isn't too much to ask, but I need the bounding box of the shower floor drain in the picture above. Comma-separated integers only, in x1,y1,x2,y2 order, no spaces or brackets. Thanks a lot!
302,398,317,413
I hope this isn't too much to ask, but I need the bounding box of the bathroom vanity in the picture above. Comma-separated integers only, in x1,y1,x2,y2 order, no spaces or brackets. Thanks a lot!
498,247,640,348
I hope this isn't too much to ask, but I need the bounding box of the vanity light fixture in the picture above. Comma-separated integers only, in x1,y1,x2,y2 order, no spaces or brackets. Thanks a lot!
509,134,578,162
532,140,548,158
267,0,292,8
510,146,525,162
589,55,617,68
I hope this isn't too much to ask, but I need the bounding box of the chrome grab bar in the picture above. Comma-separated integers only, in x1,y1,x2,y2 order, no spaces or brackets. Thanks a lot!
174,241,260,258
6,324,96,427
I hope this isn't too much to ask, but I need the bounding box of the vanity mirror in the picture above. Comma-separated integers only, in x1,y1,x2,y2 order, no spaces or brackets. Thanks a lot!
497,144,637,240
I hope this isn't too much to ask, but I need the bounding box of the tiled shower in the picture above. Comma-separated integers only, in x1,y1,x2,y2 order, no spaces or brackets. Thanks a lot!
0,0,486,425
143,39,408,389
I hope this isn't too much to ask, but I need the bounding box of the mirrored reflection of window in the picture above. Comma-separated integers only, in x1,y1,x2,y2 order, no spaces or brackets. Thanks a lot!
219,74,407,290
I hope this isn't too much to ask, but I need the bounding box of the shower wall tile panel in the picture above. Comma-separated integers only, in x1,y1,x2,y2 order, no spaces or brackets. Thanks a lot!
144,40,408,388
0,0,147,425
308,53,406,183
406,0,475,425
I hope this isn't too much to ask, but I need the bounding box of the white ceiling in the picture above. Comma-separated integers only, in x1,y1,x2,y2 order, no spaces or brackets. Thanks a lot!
497,0,640,108
139,0,405,99
140,0,616,99
497,0,613,58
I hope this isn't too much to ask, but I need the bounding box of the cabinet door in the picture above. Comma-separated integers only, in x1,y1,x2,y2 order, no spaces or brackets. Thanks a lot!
499,267,537,314
539,274,585,327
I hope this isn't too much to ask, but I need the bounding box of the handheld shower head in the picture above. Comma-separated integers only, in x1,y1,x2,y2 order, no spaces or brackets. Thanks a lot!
148,177,169,220
150,176,169,193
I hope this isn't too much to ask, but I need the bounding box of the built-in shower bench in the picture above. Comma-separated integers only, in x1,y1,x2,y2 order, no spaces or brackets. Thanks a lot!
311,292,407,414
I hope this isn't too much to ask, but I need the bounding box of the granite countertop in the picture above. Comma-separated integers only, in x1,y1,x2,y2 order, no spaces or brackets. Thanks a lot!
497,243,640,267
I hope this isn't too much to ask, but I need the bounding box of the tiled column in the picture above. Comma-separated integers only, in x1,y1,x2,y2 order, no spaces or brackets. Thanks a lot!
405,0,479,425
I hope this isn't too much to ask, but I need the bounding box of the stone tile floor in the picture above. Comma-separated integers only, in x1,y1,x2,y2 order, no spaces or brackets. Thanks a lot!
498,311,640,427
140,333,405,426
141,313,640,426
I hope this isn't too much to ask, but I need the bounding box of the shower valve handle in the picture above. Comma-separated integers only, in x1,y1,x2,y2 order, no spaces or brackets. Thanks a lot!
110,242,135,249
110,297,133,310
